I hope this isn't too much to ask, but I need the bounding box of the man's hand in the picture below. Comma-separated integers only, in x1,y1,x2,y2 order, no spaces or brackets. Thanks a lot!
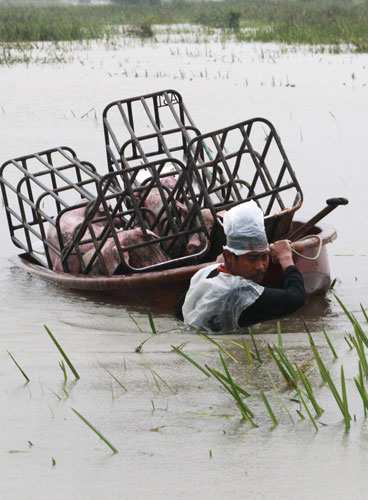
269,240,294,270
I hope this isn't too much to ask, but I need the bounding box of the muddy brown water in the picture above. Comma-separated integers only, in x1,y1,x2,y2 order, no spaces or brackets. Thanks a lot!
1,37,368,499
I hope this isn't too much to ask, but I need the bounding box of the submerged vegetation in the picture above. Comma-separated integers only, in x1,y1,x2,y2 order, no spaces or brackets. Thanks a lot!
6,298,368,455
0,0,368,63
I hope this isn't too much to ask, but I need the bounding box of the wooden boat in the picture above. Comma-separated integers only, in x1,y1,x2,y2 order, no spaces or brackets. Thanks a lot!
11,219,336,310
0,90,346,312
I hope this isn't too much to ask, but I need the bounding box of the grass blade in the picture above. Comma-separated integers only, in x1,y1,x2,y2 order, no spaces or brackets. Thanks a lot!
100,364,127,392
44,325,80,380
260,390,278,426
334,295,355,324
150,369,161,392
295,364,324,417
267,344,296,388
206,363,257,425
241,338,254,364
264,369,295,424
147,309,157,335
59,360,67,383
273,345,299,382
277,321,283,349
358,360,366,416
322,328,338,359
171,345,211,377
189,326,238,363
7,351,30,382
295,388,319,432
218,353,255,420
349,334,368,375
210,368,252,398
360,303,368,323
71,408,118,454
129,313,143,333
340,365,351,429
248,327,262,364
151,370,177,395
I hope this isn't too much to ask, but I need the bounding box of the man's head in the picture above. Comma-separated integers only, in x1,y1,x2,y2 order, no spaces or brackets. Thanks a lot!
223,201,270,283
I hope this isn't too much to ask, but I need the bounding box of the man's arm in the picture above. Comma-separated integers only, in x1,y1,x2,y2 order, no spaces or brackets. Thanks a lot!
238,265,306,327
239,240,305,327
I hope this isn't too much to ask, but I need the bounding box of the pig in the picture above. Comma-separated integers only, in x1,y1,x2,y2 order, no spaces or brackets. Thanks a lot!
82,228,169,275
46,199,121,273
186,209,227,256
140,174,179,230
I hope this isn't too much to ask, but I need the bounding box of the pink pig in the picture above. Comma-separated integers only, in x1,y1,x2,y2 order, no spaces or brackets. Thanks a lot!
83,228,169,275
46,199,121,273
186,209,226,255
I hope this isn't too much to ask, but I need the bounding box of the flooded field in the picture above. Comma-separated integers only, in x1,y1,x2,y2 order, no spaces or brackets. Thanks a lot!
1,32,368,499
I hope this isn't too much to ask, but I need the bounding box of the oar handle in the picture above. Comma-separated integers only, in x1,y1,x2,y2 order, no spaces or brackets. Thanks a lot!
287,197,349,242
326,197,349,207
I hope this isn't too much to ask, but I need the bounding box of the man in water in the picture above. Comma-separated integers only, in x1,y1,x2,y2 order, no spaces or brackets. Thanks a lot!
175,201,306,333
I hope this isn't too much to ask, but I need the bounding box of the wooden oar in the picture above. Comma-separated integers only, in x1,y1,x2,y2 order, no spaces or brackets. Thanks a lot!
287,197,349,242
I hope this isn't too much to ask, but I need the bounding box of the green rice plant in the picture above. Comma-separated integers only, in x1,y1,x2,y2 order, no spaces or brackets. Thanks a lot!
147,309,157,335
264,369,295,424
295,388,319,432
71,408,118,454
273,345,299,383
344,335,353,350
361,303,368,322
171,345,211,377
329,277,338,290
335,297,368,350
241,338,254,364
128,313,143,333
7,351,30,382
348,332,368,375
44,325,80,380
340,365,351,429
248,327,262,364
267,344,297,388
354,362,368,417
206,354,257,426
260,390,278,426
295,364,324,417
150,369,177,395
150,369,161,392
190,326,238,363
59,360,67,383
277,321,283,349
100,364,127,393
322,328,338,360
308,333,351,427
208,368,251,398
46,385,62,401
334,295,355,324
296,409,306,420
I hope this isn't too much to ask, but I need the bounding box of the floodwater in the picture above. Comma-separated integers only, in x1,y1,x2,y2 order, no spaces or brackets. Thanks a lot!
1,31,368,499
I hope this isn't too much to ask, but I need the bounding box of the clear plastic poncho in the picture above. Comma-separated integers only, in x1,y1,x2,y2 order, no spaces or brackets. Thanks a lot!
182,264,264,334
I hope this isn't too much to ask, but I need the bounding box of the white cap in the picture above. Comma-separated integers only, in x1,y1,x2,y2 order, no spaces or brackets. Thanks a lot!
223,201,269,256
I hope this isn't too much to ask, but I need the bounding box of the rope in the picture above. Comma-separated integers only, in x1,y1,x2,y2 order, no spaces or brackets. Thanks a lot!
291,234,323,261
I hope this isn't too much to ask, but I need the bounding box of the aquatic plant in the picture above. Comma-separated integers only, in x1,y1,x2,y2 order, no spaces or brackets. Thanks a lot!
44,324,80,380
71,407,119,454
260,390,278,426
7,350,30,382
100,364,127,393
1,0,368,55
